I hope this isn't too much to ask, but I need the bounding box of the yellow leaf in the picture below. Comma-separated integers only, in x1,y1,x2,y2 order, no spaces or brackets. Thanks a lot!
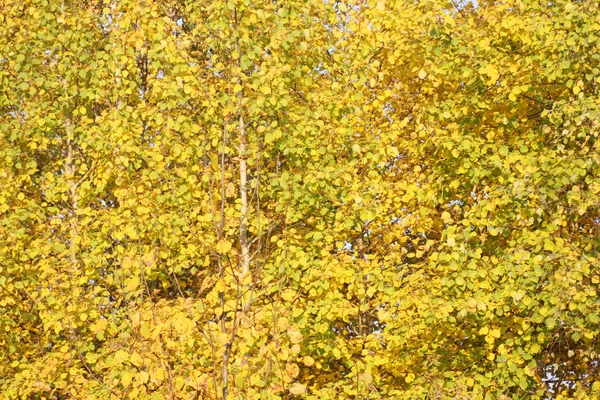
226,182,236,197
121,371,133,388
405,373,415,383
241,273,252,286
138,371,149,384
480,64,499,84
126,276,140,292
215,279,226,293
130,352,144,367
289,383,306,395
418,70,427,79
387,146,399,157
358,372,373,384
447,237,456,247
142,253,155,267
281,290,295,302
288,328,303,344
303,356,315,366
441,211,452,222
217,240,232,253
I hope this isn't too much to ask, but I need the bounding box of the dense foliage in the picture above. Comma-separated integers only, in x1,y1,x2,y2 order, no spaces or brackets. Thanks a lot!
1,0,600,398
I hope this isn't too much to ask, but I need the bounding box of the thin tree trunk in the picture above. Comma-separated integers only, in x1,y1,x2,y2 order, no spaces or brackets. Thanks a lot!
222,9,251,399
237,44,250,278
65,117,79,258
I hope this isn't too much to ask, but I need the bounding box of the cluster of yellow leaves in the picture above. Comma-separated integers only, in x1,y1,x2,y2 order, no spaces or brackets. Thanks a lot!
1,0,600,399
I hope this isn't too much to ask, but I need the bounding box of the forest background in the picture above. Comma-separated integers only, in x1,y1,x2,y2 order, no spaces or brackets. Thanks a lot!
1,0,600,399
